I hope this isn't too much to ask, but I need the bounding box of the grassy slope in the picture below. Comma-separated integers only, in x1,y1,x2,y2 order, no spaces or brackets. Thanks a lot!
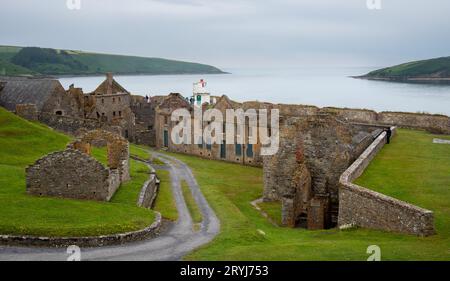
0,107,154,237
0,45,224,76
159,136,449,260
364,56,450,78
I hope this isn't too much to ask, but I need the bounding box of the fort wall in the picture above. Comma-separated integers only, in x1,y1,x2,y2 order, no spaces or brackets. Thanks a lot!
338,127,436,236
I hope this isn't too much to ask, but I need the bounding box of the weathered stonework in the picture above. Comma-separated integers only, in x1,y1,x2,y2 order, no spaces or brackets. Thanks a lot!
27,130,130,201
137,174,160,209
338,127,435,236
263,115,379,229
15,104,38,121
26,149,119,201
74,129,130,182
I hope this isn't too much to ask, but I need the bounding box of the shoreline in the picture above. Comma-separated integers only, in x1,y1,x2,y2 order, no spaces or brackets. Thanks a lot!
352,75,450,85
0,72,230,80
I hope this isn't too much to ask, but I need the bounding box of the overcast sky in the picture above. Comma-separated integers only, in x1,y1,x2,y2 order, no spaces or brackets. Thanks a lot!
1,0,449,68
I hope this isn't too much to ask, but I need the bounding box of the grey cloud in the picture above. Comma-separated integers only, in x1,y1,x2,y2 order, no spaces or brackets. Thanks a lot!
0,0,449,68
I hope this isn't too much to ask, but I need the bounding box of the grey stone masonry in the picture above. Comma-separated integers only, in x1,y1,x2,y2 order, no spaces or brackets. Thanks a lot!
26,149,117,201
137,163,160,209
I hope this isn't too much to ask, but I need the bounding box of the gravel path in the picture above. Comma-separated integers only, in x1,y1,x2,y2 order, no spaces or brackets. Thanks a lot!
0,151,220,261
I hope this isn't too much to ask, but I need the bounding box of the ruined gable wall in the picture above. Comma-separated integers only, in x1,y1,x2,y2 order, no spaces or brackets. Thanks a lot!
131,95,156,146
41,83,84,118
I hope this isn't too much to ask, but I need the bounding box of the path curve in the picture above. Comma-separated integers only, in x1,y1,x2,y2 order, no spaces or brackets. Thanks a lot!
0,151,220,261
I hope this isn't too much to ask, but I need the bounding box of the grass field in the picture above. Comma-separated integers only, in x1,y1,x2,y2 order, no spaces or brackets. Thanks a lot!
355,129,450,237
129,145,150,160
181,180,203,225
154,169,178,221
159,128,450,260
0,107,155,237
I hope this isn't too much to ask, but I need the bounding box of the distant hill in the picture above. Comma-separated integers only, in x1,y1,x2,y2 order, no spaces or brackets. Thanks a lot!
0,45,226,76
355,56,450,83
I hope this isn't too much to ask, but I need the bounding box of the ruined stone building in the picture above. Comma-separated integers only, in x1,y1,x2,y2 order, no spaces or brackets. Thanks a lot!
263,115,382,229
0,76,84,120
84,73,135,140
151,93,266,166
26,130,130,201
1,74,449,235
131,95,166,146
0,74,136,141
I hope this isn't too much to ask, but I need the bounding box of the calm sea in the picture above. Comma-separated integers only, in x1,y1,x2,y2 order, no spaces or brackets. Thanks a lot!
59,67,450,116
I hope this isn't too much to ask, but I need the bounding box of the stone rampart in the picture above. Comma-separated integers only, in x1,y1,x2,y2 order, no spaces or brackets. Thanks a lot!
338,127,435,236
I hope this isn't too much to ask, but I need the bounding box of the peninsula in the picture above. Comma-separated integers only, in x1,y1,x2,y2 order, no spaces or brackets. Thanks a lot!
0,45,226,76
354,56,450,83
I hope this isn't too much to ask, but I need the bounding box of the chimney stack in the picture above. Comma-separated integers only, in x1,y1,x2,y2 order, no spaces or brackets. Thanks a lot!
106,72,113,95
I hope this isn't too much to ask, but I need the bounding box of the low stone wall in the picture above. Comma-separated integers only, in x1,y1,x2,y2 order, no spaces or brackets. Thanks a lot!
338,127,436,236
0,212,162,248
137,174,159,209
39,112,103,134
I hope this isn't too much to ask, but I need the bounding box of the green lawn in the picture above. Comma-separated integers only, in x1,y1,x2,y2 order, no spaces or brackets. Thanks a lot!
0,107,155,237
130,144,150,161
181,180,203,224
160,135,450,260
154,169,178,221
258,201,282,225
91,146,108,166
355,129,450,238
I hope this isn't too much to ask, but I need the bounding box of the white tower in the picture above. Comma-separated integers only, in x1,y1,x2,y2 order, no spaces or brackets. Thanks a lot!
192,79,211,107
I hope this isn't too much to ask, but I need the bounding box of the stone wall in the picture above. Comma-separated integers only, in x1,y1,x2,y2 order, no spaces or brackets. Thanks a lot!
317,107,450,135
26,149,119,201
39,112,105,134
131,95,156,146
74,129,130,182
0,212,162,247
27,130,130,202
15,104,38,121
338,127,436,236
137,174,159,209
263,115,379,229
377,112,449,134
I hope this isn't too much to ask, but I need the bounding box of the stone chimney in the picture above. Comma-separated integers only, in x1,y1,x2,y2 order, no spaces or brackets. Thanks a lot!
106,72,113,95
